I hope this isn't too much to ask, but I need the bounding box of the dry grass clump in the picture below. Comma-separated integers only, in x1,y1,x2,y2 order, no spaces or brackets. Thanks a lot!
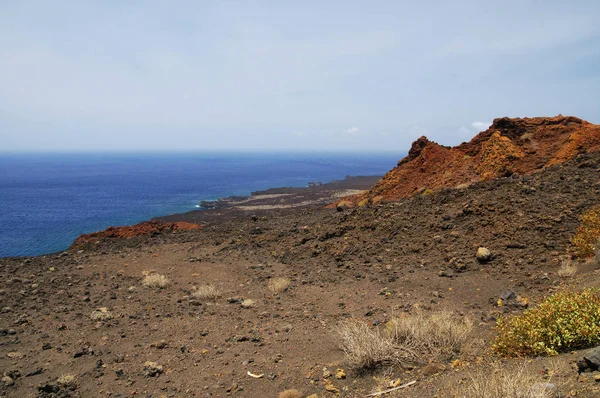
57,374,77,390
387,310,473,360
557,259,578,278
492,288,600,356
337,311,471,370
452,364,558,398
142,274,170,289
241,299,255,308
278,389,303,398
268,277,291,294
90,307,113,321
192,285,221,300
337,319,400,369
572,205,600,257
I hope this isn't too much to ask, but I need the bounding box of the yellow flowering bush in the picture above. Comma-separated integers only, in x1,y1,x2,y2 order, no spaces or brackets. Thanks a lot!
492,288,600,356
572,205,600,257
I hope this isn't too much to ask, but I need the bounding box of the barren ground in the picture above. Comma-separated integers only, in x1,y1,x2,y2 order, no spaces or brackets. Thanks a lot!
2,154,600,397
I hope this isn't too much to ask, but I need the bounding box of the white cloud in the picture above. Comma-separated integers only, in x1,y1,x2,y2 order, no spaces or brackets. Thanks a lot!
345,127,360,135
472,121,491,132
458,126,470,135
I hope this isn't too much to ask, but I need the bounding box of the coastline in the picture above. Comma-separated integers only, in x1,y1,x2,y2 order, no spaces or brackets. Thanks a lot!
58,174,383,254
154,174,380,225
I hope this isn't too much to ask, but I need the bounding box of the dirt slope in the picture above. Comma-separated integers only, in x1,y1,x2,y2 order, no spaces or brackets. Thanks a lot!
353,115,600,204
2,152,600,397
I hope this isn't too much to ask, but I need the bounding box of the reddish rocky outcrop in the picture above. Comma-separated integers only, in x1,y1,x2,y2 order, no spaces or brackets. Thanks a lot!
70,221,202,248
346,115,600,205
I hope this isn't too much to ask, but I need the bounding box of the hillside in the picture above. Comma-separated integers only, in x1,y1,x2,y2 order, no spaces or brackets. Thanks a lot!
2,151,600,397
352,115,600,205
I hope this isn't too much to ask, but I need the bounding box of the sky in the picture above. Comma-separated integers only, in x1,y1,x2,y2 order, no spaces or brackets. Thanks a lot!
1,1,599,152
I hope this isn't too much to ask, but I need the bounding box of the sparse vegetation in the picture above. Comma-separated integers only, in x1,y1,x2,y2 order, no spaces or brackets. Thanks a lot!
241,299,255,308
452,364,558,398
192,284,221,300
572,205,600,257
278,389,303,398
387,310,473,360
57,374,77,390
268,277,291,294
337,319,400,369
557,259,577,278
492,288,600,356
142,273,170,289
90,307,113,321
337,311,472,370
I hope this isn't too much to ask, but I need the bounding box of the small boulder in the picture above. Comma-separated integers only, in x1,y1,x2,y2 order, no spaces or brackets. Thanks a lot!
476,247,492,263
143,361,163,377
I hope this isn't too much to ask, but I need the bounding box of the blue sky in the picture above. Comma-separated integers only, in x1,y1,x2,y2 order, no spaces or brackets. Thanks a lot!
1,1,599,151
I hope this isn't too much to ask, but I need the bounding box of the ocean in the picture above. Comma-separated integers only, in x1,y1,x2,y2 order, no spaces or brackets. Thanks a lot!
0,152,400,257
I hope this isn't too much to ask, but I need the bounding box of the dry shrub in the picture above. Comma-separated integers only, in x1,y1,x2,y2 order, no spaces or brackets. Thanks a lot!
192,285,221,300
57,374,77,390
268,277,291,294
278,389,303,398
453,364,558,398
572,205,600,257
142,274,170,289
387,310,473,361
492,288,600,356
337,319,400,369
338,311,471,370
241,299,255,308
90,307,113,321
557,259,577,278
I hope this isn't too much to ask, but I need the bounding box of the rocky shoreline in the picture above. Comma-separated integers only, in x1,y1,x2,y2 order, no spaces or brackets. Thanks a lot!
154,174,381,225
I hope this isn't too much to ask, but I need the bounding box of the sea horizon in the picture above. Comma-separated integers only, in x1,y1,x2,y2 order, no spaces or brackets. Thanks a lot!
0,151,403,258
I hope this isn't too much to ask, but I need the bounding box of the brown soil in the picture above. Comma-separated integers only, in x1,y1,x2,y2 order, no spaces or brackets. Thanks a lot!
2,152,600,397
346,115,600,206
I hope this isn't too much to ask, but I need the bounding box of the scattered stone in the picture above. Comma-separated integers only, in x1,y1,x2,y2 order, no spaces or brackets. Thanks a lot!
150,340,168,349
500,290,517,301
73,347,92,358
335,369,346,379
227,297,243,304
438,270,455,278
4,370,20,380
322,367,331,379
1,376,14,386
579,346,600,374
476,247,492,263
25,368,43,377
37,383,60,394
143,361,163,377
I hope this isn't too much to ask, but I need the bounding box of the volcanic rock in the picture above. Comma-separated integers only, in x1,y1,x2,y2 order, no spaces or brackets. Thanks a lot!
345,115,600,204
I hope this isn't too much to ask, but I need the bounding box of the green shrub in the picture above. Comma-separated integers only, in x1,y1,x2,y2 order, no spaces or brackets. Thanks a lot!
492,288,600,356
572,205,600,257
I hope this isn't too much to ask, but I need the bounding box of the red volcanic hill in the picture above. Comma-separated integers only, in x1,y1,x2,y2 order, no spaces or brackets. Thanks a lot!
70,221,202,248
349,115,600,205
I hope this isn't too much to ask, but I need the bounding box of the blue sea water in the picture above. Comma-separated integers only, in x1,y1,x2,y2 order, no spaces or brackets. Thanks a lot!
0,152,400,257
